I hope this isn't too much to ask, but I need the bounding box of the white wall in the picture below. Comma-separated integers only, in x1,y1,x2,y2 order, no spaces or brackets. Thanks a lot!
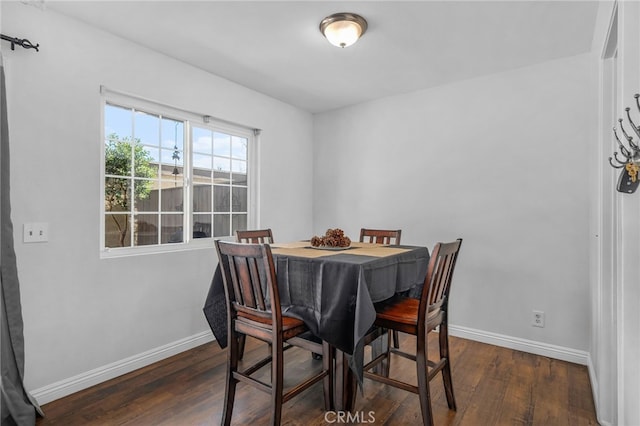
1,2,314,400
313,53,597,352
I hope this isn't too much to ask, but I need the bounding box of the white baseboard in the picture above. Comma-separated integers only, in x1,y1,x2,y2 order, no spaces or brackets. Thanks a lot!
449,324,589,365
586,355,600,418
30,331,215,405
586,355,611,426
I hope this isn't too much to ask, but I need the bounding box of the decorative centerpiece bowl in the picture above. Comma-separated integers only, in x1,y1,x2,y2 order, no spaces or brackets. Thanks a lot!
310,228,351,249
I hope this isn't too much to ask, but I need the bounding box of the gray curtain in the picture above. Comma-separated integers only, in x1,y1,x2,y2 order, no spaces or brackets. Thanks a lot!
1,56,43,425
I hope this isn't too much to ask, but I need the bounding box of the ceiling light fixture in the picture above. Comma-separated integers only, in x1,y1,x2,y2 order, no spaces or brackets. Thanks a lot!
319,13,368,48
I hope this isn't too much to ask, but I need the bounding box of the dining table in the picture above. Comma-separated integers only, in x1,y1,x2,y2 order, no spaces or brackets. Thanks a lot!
203,240,429,410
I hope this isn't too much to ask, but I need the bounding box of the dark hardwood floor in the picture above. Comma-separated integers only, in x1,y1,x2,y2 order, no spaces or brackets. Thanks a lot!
35,333,598,425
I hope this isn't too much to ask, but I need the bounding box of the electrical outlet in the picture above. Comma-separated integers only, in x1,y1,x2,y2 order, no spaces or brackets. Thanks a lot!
23,222,48,243
532,310,545,328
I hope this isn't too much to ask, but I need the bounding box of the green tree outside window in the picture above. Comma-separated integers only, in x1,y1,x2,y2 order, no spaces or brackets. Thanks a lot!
105,133,157,246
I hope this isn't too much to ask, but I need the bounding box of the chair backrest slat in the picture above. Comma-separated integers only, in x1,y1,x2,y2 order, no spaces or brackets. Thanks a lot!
248,256,267,311
419,239,462,328
236,229,274,244
359,228,402,245
227,255,246,307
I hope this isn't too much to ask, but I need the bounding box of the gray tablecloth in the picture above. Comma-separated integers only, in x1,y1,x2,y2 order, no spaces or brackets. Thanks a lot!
203,244,429,385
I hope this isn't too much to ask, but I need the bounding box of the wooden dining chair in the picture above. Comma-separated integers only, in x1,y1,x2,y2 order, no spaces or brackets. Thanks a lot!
236,228,274,244
359,228,403,349
235,228,275,359
362,239,462,426
215,240,333,425
359,228,402,245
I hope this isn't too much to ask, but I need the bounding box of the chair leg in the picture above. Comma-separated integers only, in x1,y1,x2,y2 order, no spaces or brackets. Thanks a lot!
439,322,456,410
392,330,400,349
322,340,334,411
238,335,246,360
222,330,240,426
383,330,392,377
369,329,391,376
267,342,273,381
270,335,284,426
416,331,434,426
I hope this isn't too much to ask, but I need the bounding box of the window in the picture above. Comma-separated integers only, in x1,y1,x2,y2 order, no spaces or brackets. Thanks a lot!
101,91,254,255
192,126,248,239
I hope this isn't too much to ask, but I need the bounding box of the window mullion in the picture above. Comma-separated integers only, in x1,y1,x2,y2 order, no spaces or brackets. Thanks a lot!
130,108,136,248
184,121,192,244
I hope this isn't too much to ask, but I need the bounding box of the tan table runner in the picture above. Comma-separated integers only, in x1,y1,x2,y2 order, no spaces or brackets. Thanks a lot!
271,241,410,259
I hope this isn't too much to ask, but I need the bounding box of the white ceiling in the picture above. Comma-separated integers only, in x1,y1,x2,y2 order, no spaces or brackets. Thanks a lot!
45,1,600,113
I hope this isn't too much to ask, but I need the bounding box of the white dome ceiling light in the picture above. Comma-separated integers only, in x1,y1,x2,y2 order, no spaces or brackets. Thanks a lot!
319,13,368,48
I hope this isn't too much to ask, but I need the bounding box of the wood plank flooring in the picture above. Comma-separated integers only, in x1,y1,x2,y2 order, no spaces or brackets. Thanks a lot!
35,334,598,425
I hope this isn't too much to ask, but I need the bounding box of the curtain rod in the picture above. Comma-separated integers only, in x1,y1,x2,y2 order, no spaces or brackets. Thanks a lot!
1,34,39,52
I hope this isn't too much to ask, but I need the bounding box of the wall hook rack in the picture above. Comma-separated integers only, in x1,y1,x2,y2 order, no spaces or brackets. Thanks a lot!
610,94,640,193
1,34,39,52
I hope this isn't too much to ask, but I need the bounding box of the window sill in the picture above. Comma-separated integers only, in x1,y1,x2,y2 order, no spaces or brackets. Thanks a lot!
99,237,233,259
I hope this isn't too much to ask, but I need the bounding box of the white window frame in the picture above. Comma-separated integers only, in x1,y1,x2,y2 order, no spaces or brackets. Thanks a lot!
99,88,258,258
